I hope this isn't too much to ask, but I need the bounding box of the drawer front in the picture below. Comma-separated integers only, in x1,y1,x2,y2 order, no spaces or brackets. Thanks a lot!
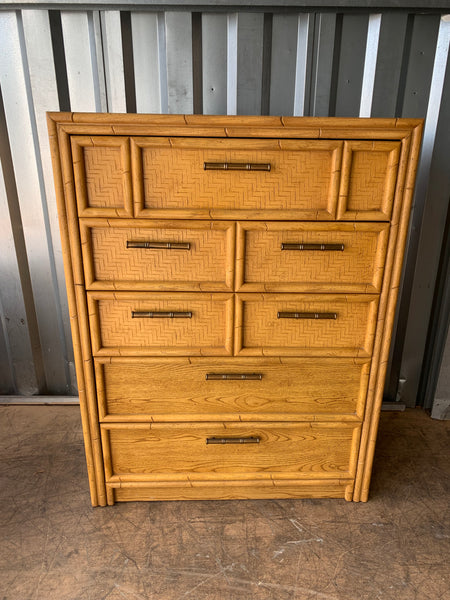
95,357,370,421
134,137,342,219
338,141,401,220
70,136,401,221
88,292,234,356
237,222,389,292
235,294,379,357
80,220,235,291
71,136,133,218
101,422,361,481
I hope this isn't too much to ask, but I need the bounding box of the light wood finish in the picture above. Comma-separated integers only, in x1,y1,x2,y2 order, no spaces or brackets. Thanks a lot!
112,479,351,501
101,422,361,481
80,219,235,291
236,221,389,293
88,292,234,356
71,136,133,218
235,293,379,357
337,141,401,220
133,138,343,220
95,357,370,422
48,113,423,505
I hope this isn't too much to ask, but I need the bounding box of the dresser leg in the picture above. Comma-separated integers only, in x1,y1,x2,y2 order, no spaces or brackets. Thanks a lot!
106,486,115,506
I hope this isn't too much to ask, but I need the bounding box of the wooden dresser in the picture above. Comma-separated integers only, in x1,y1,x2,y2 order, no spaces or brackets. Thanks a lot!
48,114,422,506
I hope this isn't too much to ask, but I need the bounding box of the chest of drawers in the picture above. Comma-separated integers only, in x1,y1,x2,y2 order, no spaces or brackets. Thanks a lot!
48,114,422,506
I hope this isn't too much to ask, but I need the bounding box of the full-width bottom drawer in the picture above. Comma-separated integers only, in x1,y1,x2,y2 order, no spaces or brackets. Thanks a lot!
95,357,370,421
101,422,361,482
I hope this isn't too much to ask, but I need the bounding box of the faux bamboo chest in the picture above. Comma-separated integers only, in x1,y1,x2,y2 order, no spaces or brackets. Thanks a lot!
48,114,422,505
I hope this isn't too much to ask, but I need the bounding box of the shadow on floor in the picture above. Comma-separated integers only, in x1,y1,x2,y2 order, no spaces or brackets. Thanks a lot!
0,406,449,600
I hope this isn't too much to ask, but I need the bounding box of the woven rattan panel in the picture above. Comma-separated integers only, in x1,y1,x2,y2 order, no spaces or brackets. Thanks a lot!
80,220,235,291
235,294,378,357
138,139,341,214
48,113,423,505
238,222,389,293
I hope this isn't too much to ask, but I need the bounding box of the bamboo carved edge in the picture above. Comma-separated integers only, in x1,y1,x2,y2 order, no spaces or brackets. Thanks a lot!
352,122,423,502
47,114,107,506
47,112,423,139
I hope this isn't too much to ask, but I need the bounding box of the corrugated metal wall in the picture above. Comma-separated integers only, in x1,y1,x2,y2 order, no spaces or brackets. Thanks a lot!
0,6,449,405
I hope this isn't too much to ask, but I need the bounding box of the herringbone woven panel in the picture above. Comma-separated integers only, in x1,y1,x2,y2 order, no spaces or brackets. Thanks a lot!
242,225,388,291
84,146,126,208
238,295,378,356
87,224,232,287
94,294,233,354
347,149,395,212
140,145,338,212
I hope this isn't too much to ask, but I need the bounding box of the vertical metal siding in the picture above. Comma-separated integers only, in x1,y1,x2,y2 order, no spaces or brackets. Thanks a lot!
0,7,449,407
202,13,227,115
236,13,264,116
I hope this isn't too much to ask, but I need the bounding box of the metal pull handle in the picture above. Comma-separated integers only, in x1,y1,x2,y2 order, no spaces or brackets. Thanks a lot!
127,241,191,250
281,243,344,251
204,162,271,172
206,373,263,381
206,437,260,445
131,311,192,319
277,312,337,320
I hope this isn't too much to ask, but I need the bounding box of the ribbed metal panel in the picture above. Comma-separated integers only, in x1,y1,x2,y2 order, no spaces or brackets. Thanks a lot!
0,7,449,407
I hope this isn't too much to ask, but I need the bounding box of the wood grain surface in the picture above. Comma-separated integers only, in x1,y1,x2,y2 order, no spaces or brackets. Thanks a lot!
47,112,423,505
95,356,370,422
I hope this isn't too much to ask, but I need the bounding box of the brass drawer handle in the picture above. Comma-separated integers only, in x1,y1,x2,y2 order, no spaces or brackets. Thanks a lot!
277,311,337,320
127,241,191,250
206,373,263,381
131,311,192,319
206,437,260,445
204,162,271,172
281,243,345,251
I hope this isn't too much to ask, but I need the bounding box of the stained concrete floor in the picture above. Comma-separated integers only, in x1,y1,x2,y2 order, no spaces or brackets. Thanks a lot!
0,406,449,600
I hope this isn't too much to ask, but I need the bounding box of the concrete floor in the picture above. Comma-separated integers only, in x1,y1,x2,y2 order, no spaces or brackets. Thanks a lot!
0,406,449,600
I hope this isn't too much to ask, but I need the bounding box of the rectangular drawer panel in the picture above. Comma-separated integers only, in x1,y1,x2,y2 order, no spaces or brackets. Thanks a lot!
338,141,401,220
236,293,379,357
80,219,235,291
88,292,234,356
95,357,370,421
133,138,342,219
71,136,133,218
237,222,389,293
101,422,361,482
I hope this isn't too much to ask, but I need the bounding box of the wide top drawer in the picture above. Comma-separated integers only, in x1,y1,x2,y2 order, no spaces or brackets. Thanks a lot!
70,136,401,220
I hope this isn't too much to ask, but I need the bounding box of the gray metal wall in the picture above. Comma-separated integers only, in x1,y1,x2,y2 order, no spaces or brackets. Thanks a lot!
0,6,449,406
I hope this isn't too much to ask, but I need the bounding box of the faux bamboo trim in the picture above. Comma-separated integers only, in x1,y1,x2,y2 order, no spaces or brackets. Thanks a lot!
352,134,413,501
47,116,98,506
107,477,353,489
47,112,421,142
359,123,423,502
353,124,422,502
55,126,107,506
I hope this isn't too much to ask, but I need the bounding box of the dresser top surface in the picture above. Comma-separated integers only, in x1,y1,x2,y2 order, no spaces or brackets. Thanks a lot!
47,112,423,141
